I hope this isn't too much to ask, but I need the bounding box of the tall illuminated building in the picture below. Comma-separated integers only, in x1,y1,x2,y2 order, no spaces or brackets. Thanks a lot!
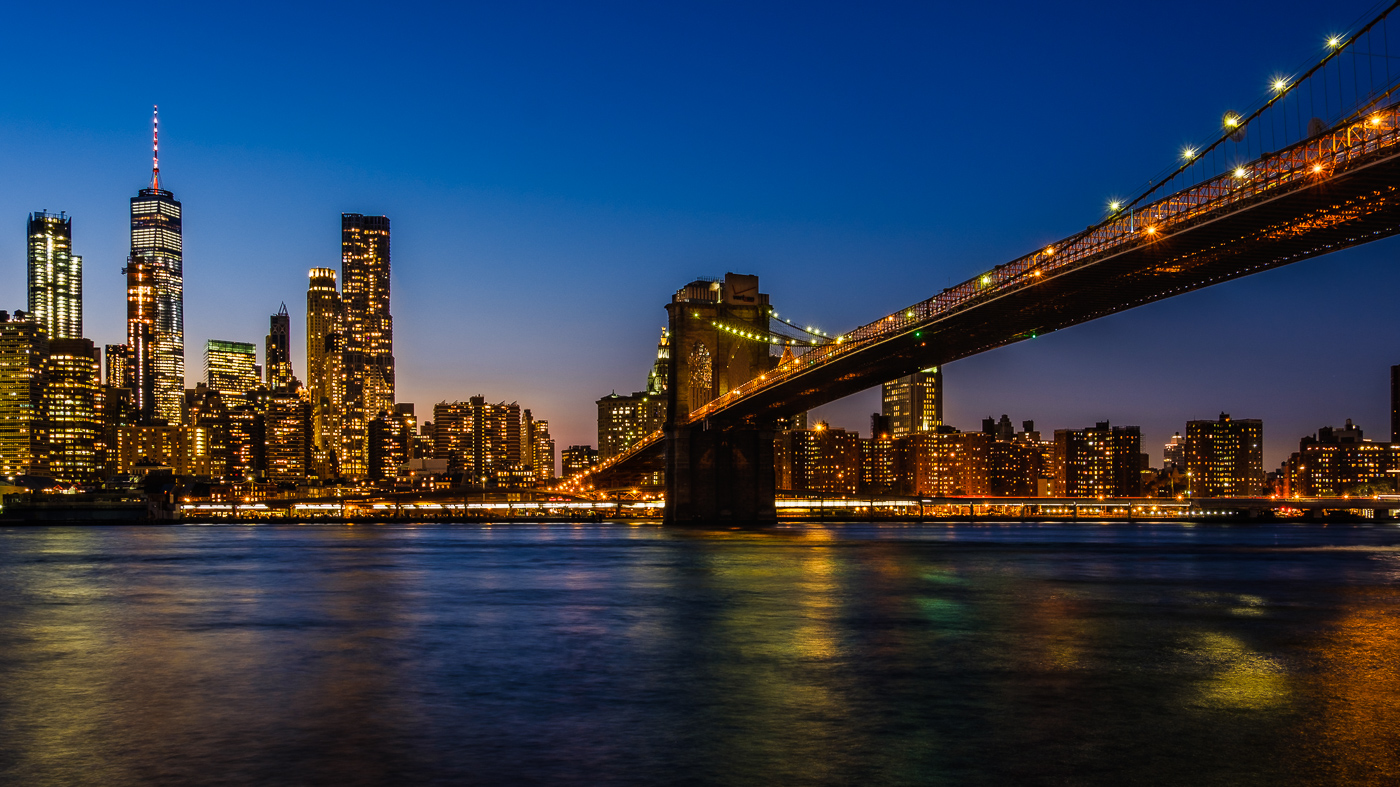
0,312,48,478
339,213,393,477
27,212,82,339
882,368,942,436
306,267,342,458
204,340,259,398
130,107,185,423
104,345,130,389
42,339,100,483
265,303,292,389
122,256,156,422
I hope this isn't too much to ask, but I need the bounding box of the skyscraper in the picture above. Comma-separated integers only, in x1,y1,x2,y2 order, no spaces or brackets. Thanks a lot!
42,339,101,483
882,368,942,437
0,312,48,478
339,213,393,477
204,341,259,398
306,268,342,457
27,212,82,339
130,108,185,423
265,304,292,389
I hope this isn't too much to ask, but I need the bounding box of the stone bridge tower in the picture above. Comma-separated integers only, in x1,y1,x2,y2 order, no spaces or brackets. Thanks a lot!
664,273,777,524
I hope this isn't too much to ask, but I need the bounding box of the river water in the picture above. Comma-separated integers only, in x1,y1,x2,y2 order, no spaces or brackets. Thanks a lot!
0,522,1397,786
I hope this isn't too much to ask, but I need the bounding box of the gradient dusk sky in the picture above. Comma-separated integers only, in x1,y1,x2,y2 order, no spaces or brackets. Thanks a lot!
2,0,1396,469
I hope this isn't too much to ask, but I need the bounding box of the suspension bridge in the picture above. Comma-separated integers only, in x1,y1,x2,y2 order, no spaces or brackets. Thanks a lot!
560,1,1400,523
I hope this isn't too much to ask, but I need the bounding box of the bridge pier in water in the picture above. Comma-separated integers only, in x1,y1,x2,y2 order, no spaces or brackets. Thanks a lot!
664,424,777,526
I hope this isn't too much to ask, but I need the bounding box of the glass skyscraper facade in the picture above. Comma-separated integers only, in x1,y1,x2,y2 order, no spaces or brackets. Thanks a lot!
339,213,394,477
27,211,82,340
204,340,258,398
882,367,943,437
130,185,184,423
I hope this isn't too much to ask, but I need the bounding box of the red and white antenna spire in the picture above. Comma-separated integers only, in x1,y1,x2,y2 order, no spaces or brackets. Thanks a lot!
152,105,160,191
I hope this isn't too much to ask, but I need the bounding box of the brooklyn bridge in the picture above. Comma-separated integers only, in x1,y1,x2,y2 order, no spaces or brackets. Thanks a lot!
545,1,1400,523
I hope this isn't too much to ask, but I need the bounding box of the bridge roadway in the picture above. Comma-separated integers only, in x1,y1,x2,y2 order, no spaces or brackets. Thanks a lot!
576,100,1400,491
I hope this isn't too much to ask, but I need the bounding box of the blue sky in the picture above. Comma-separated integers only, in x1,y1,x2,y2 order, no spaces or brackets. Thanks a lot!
1,0,1395,467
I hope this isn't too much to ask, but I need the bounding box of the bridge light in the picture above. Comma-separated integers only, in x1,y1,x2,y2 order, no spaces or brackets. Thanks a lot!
1311,163,1323,173
1045,246,1055,255
1224,115,1240,128
1181,146,1197,160
1328,35,1342,48
1145,225,1158,235
1272,77,1288,92
1370,115,1382,126
980,275,991,285
1032,270,1042,277
906,310,914,318
1233,166,1247,178
1109,201,1121,211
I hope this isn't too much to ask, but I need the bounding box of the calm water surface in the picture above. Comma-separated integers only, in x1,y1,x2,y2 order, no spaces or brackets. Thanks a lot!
0,522,1398,786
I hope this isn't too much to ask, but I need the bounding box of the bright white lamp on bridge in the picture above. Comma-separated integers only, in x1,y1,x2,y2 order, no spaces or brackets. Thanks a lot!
1272,78,1288,91
1181,146,1197,160
1312,164,1323,173
1109,201,1122,211
1328,36,1342,48
1233,166,1247,178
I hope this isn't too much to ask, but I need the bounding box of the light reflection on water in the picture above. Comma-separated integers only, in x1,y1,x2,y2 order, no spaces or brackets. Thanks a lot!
0,522,1397,785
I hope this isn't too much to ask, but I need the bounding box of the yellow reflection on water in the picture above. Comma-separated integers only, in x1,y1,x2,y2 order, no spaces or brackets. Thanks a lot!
1187,632,1289,710
1291,584,1400,785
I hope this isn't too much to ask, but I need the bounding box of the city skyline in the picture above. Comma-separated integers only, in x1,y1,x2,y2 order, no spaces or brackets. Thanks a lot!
5,2,1400,469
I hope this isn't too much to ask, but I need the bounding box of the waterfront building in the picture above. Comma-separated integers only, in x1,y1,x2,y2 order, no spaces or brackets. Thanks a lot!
0,312,48,478
369,408,414,482
882,367,942,437
1052,423,1144,498
432,397,522,487
902,429,990,497
860,414,900,495
1286,420,1400,496
263,392,311,482
95,385,136,477
1184,413,1264,497
115,424,213,476
27,212,82,340
130,110,185,423
42,339,101,483
523,410,555,481
987,440,1041,497
776,422,862,496
597,391,666,460
306,267,342,458
204,341,259,398
413,420,434,465
562,445,598,477
265,304,293,390
339,213,394,478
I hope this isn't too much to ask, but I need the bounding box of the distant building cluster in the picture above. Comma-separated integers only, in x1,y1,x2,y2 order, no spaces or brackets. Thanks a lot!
0,115,556,503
